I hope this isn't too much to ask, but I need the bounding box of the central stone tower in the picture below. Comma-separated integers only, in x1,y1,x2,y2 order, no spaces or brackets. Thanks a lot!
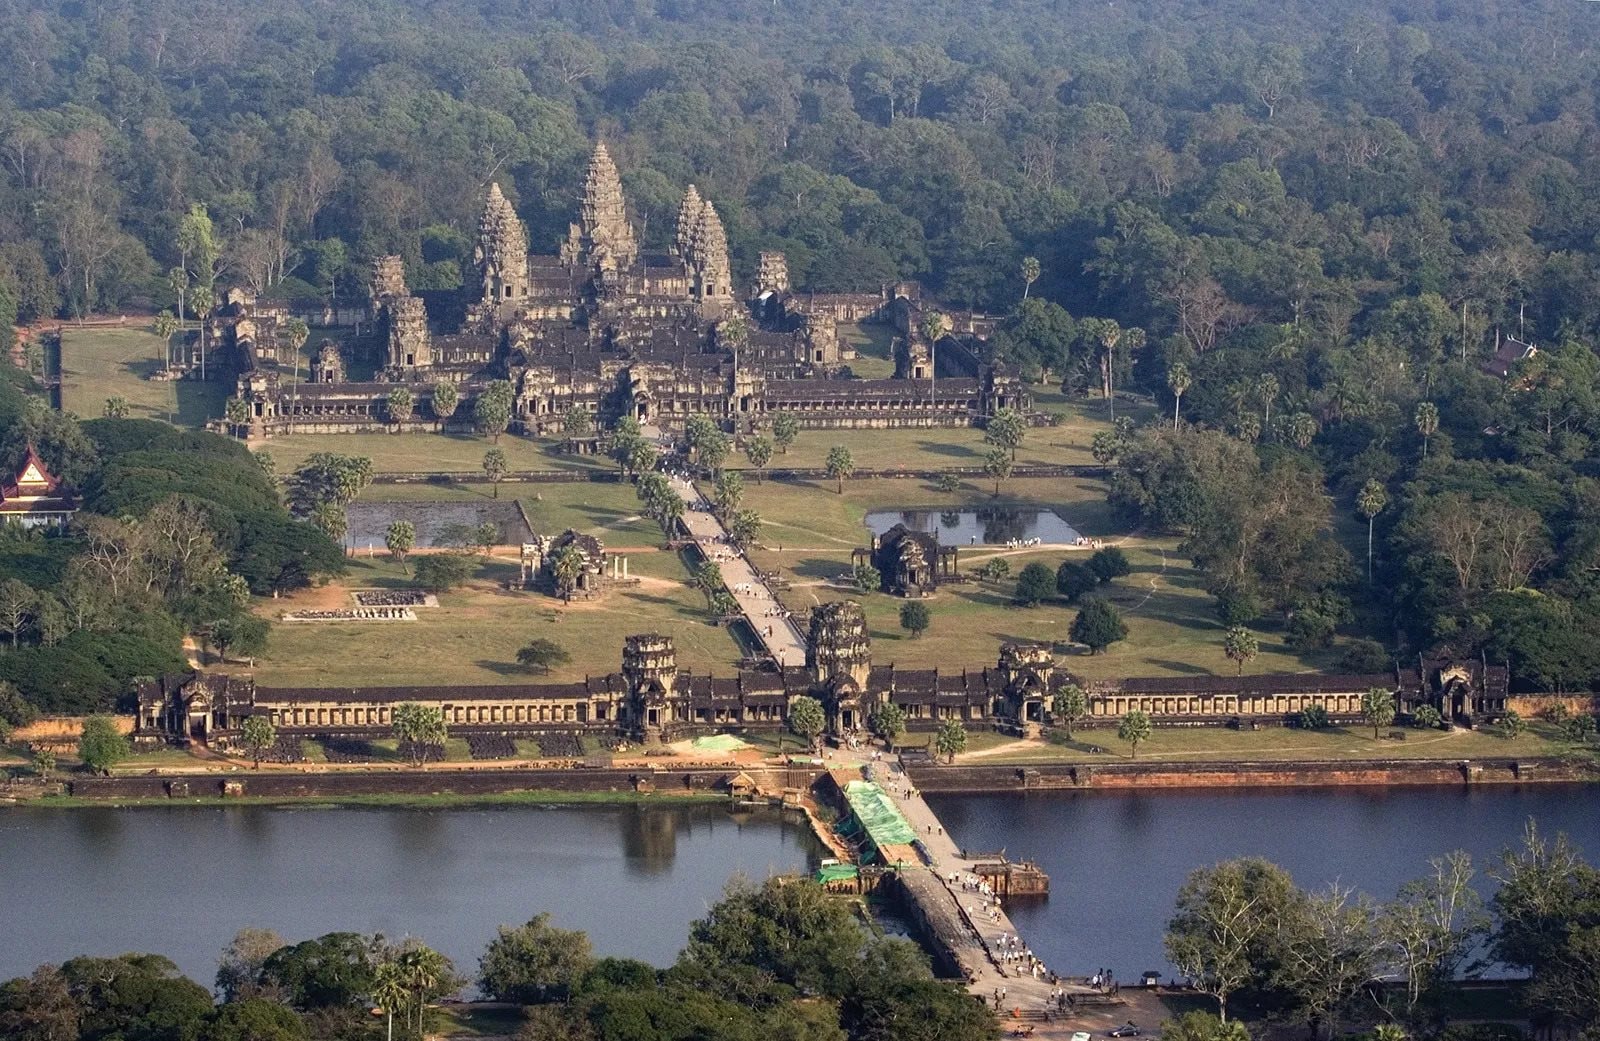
806,601,872,691
562,143,638,273
623,632,677,741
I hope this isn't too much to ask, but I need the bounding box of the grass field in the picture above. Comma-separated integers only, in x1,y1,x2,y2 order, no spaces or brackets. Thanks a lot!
740,473,1330,681
840,322,896,378
251,550,743,687
59,325,227,425
257,431,610,476
352,482,663,546
959,721,1574,764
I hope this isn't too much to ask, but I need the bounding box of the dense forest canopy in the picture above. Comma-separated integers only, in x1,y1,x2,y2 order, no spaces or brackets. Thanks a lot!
3,0,1600,687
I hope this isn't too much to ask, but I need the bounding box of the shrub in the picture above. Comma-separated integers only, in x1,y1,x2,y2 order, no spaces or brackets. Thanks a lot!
1296,704,1330,730
1087,547,1131,583
1014,563,1056,606
1412,705,1444,729
1055,561,1098,602
1286,609,1336,651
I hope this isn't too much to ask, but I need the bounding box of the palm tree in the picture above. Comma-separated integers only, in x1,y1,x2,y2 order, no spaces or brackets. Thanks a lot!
550,545,584,603
372,961,407,1041
1415,401,1439,460
1255,373,1279,430
1167,362,1191,431
1356,479,1388,583
919,311,949,401
1020,256,1040,301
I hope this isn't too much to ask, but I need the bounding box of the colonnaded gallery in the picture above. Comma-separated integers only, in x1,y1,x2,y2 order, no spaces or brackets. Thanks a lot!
216,143,1032,439
136,601,1510,750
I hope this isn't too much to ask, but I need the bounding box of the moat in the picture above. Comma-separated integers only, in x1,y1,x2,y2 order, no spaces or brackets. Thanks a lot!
3,787,1596,984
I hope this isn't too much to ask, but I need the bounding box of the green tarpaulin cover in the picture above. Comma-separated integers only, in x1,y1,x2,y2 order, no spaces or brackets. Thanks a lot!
691,735,748,751
842,780,918,849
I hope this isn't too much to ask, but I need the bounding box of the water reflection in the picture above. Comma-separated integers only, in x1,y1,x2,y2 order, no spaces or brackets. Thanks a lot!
864,508,1081,545
620,805,679,875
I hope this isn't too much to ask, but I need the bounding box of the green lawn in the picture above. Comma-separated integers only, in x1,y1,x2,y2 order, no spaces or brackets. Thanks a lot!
738,418,1108,472
252,552,744,687
59,325,227,426
840,322,896,378
740,474,1331,681
257,431,614,476
963,721,1573,764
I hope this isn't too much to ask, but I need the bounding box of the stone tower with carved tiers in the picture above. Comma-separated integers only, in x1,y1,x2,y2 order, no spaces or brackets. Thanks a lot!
369,255,408,314
475,183,530,304
562,143,637,273
806,601,872,690
689,201,734,314
387,296,431,370
673,184,703,259
624,633,677,742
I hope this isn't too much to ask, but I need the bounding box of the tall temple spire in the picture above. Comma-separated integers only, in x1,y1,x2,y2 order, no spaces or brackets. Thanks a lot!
475,181,529,304
674,184,704,259
564,142,637,271
689,200,733,310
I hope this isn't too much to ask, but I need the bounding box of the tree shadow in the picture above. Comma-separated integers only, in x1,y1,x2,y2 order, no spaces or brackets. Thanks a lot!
474,659,535,677
791,557,849,580
1145,659,1211,676
916,440,980,460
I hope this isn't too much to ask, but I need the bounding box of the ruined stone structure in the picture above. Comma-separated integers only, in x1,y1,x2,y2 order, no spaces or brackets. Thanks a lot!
855,523,960,597
219,143,1028,439
520,529,626,600
135,622,1513,749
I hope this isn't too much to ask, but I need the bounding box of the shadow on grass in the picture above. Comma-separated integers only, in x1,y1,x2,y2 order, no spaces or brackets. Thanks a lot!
1145,658,1212,675
916,440,980,460
175,379,229,428
792,557,848,581
474,660,537,677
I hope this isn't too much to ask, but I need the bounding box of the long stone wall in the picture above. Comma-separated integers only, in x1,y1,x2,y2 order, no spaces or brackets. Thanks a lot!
66,765,823,801
1508,694,1600,717
904,757,1595,793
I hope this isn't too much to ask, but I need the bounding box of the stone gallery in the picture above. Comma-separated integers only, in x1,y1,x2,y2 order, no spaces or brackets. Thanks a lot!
220,143,1032,438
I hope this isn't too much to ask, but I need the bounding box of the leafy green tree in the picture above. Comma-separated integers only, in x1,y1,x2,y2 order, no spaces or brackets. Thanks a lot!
1166,858,1299,1021
206,997,308,1041
1158,1011,1251,1041
288,453,374,518
412,553,475,592
549,544,585,602
1563,714,1596,743
1118,708,1153,758
982,446,1012,496
261,933,376,1009
935,472,962,494
1356,480,1388,584
709,589,740,618
1014,562,1056,605
212,615,270,663
771,412,799,455
787,695,826,750
744,435,774,482
1222,626,1259,676
482,447,509,498
1072,598,1127,653
431,381,458,420
898,600,931,639
31,746,56,780
852,562,882,593
224,397,251,437
1362,687,1396,739
1088,547,1131,583
475,380,514,442
824,445,855,494
479,913,594,1003
60,953,214,1040
386,387,414,425
1411,705,1443,729
239,716,277,769
391,703,447,764
77,715,128,774
728,508,762,548
1051,684,1088,736
386,520,416,568
1499,709,1527,739
1056,561,1098,602
102,396,130,419
983,407,1026,460
561,408,593,438
977,558,1010,582
935,718,967,763
516,639,570,674
869,702,908,747
713,469,744,515
1296,704,1330,730
699,431,730,472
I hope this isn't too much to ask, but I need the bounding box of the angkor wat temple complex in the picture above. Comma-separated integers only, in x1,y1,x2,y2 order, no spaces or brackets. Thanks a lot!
136,600,1510,750
221,143,1031,438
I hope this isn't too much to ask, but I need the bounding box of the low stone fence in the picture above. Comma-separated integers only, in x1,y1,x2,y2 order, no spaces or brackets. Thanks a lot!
370,469,623,485
64,764,826,801
904,757,1597,793
363,465,1107,486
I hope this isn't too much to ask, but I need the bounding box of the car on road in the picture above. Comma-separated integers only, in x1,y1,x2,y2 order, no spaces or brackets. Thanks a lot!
1108,1025,1142,1037
1070,1032,1092,1041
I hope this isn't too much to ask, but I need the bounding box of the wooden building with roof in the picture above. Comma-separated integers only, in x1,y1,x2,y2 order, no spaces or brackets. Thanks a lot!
0,447,79,529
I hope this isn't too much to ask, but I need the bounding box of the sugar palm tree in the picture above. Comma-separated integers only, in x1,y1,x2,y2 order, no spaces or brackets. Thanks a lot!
1356,479,1388,583
1167,363,1191,431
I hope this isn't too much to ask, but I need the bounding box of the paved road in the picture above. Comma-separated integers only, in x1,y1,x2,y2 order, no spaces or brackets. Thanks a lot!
669,474,808,668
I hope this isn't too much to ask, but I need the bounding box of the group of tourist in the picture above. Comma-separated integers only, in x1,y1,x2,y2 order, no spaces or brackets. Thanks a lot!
1072,536,1106,549
998,537,1045,548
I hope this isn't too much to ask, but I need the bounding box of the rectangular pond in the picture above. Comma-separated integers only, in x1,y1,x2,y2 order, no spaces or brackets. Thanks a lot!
864,507,1082,546
346,500,533,549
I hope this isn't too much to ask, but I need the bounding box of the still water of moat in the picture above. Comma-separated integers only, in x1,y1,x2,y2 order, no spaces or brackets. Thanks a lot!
3,787,1597,985
0,803,821,983
928,785,1599,979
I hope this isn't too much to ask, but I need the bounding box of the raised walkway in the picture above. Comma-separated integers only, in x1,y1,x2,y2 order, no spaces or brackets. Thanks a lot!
668,472,807,668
